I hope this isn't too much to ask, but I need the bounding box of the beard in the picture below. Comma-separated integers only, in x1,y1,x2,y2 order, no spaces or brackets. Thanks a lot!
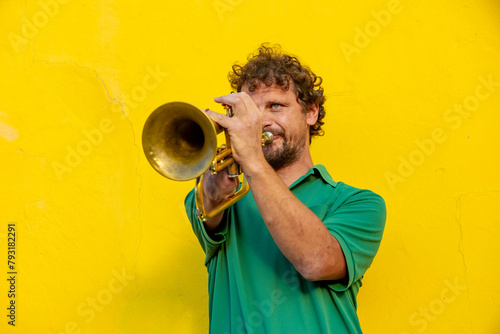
262,129,305,171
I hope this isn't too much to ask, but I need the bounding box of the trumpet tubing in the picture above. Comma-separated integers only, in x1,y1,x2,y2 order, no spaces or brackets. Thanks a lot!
142,101,273,221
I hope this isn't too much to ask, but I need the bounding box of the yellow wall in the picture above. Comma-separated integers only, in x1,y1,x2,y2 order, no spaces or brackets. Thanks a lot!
1,0,499,333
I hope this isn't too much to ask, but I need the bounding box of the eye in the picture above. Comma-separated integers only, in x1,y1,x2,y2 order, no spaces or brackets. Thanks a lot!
271,103,281,109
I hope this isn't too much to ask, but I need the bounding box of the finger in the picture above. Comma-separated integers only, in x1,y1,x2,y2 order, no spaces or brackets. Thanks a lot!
214,92,248,109
204,109,231,128
215,93,260,118
227,176,240,198
214,94,239,105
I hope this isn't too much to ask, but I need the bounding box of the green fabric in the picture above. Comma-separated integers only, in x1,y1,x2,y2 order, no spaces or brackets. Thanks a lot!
185,165,386,334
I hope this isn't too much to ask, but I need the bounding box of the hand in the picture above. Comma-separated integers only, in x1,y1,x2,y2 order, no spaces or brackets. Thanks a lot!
203,168,239,204
204,92,266,170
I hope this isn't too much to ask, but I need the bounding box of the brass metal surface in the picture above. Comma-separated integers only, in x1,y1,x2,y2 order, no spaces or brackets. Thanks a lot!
142,101,219,181
142,101,273,221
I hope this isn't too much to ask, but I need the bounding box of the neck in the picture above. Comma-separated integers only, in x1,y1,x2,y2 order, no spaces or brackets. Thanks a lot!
275,150,314,187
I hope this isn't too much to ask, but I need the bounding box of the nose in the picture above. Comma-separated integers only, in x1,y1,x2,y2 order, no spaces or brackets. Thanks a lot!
262,108,274,129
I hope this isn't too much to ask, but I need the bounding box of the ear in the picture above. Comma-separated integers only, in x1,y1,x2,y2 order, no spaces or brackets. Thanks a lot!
306,103,319,126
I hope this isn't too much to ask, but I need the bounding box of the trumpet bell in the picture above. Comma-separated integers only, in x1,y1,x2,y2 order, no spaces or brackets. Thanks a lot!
142,102,218,181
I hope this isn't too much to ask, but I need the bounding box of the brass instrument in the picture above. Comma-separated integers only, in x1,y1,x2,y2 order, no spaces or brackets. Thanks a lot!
142,101,273,221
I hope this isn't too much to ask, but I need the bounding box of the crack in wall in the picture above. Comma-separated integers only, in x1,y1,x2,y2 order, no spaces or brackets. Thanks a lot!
33,58,144,294
33,59,129,120
455,196,474,332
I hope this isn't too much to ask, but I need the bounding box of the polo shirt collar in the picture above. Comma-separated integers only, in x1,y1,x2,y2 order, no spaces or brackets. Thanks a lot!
289,164,338,189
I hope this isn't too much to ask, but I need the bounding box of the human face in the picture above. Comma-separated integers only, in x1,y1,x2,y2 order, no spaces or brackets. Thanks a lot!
242,82,318,171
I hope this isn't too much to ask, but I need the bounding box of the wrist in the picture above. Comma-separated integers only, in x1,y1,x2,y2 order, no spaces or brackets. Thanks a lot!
241,155,272,180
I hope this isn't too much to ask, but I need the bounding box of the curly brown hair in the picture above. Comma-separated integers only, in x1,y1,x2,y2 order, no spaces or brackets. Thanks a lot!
228,44,326,142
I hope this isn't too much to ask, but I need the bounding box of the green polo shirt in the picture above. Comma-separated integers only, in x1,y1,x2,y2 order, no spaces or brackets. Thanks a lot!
185,165,386,334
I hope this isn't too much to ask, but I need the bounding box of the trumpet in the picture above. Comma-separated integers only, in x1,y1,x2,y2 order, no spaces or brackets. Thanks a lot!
142,101,273,221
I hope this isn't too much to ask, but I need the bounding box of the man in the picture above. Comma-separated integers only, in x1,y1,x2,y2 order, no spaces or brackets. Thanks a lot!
185,44,386,333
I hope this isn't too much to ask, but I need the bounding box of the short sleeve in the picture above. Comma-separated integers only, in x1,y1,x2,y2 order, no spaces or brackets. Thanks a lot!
323,188,386,291
184,189,228,265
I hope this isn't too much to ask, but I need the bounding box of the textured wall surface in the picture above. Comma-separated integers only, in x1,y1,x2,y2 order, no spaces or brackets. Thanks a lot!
1,0,499,333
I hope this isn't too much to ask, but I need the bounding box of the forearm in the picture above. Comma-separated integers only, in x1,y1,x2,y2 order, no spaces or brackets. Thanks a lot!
202,191,225,234
199,169,238,234
243,160,346,281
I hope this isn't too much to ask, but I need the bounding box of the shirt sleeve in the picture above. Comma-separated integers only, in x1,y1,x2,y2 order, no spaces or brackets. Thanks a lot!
184,188,228,265
322,187,386,291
